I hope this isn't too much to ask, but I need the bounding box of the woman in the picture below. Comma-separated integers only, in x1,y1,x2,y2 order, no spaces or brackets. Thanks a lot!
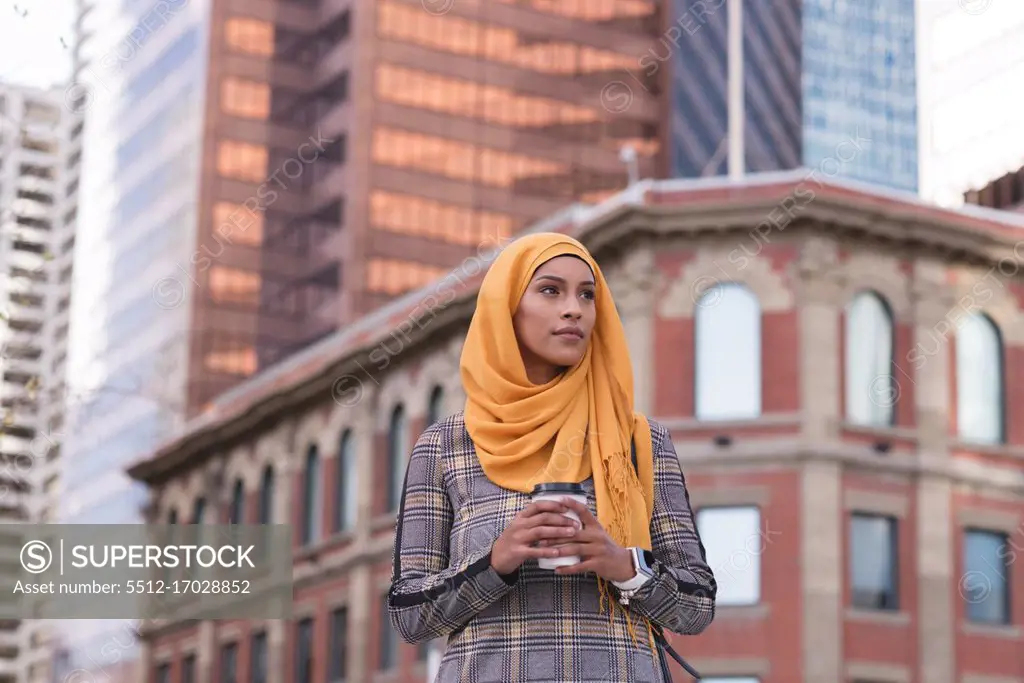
388,233,716,682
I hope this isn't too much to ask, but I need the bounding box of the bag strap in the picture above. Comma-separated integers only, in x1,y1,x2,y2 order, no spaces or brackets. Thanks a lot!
630,437,702,682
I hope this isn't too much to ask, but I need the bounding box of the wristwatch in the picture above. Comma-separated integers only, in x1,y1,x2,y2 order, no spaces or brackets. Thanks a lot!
611,547,655,605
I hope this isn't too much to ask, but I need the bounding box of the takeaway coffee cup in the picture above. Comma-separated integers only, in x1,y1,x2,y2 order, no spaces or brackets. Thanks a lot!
531,482,586,570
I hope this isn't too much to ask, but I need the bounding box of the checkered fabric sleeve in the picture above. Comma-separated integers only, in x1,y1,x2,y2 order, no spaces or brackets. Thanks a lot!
625,420,718,635
387,421,518,644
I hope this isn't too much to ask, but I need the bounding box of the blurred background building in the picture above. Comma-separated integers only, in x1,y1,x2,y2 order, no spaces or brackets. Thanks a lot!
127,174,1024,683
0,81,78,683
667,0,918,192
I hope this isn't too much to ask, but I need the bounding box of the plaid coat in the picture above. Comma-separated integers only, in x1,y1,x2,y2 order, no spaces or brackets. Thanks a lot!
388,412,717,683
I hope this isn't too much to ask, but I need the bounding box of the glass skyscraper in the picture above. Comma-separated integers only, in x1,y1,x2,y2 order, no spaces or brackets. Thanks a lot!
670,0,918,193
56,0,210,678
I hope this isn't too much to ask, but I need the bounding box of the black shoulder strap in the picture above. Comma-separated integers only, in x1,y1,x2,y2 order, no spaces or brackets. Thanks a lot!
631,438,637,474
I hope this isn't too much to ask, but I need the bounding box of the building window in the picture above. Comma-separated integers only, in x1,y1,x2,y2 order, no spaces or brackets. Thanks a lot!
204,345,258,376
845,291,895,426
155,663,170,683
295,617,314,683
250,631,267,683
258,465,274,524
956,313,1005,444
228,479,244,524
369,190,514,246
334,429,357,533
366,258,448,295
222,77,271,120
849,513,898,610
371,127,568,190
207,266,261,307
376,1,636,77
213,201,264,246
329,606,348,681
302,444,322,545
167,509,177,524
379,595,397,670
181,655,195,683
963,529,1010,624
694,283,762,421
219,642,237,683
427,385,445,426
374,63,601,129
192,497,205,524
387,405,407,511
217,141,268,183
695,506,760,606
225,17,274,57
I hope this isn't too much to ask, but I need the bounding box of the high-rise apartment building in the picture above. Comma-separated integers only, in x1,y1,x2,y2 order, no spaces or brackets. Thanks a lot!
0,81,79,683
667,0,918,192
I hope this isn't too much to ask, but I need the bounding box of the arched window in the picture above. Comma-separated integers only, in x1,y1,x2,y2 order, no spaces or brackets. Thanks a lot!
302,444,322,545
694,283,762,420
334,429,357,532
229,478,245,524
387,405,407,511
192,497,205,525
956,313,1005,444
167,509,177,525
258,465,274,525
427,385,445,426
845,291,896,426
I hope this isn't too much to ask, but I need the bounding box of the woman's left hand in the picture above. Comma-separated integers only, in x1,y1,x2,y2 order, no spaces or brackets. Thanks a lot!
544,498,636,582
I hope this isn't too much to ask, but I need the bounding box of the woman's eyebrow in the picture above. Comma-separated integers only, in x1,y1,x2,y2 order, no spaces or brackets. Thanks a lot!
533,274,596,286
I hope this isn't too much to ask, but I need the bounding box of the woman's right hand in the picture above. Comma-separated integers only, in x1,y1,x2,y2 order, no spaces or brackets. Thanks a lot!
490,500,580,575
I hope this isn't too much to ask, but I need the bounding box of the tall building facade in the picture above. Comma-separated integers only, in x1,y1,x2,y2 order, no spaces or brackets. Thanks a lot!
916,0,1024,207
667,0,918,192
55,0,212,678
128,172,1024,683
0,81,79,683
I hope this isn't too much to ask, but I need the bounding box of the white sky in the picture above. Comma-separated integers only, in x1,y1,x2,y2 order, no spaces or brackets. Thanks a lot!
0,0,75,89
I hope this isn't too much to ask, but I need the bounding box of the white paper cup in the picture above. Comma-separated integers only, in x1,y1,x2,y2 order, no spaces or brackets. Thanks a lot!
531,483,586,570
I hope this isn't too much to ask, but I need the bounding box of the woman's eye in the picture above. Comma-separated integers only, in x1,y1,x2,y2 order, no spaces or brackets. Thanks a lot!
581,290,595,300
540,286,558,295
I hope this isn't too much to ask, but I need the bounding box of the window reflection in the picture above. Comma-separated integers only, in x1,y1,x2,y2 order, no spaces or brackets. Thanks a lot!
204,347,257,376
213,201,263,246
207,266,261,306
221,78,271,120
956,312,1004,444
377,1,637,76
225,17,274,57
370,191,513,246
217,141,268,183
367,258,448,295
694,283,762,421
845,291,895,426
492,0,655,20
375,64,600,128
372,127,567,190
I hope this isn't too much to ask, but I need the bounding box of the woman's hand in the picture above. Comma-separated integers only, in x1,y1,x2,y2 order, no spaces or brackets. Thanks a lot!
490,500,581,575
546,498,635,582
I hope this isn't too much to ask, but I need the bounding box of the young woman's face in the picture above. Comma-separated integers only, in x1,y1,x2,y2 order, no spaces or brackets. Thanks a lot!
512,255,597,384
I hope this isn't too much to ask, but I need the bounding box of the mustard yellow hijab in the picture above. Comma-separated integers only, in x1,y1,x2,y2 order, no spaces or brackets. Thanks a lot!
460,231,656,564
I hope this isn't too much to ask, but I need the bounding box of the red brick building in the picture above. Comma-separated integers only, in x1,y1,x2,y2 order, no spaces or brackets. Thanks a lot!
128,170,1024,683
